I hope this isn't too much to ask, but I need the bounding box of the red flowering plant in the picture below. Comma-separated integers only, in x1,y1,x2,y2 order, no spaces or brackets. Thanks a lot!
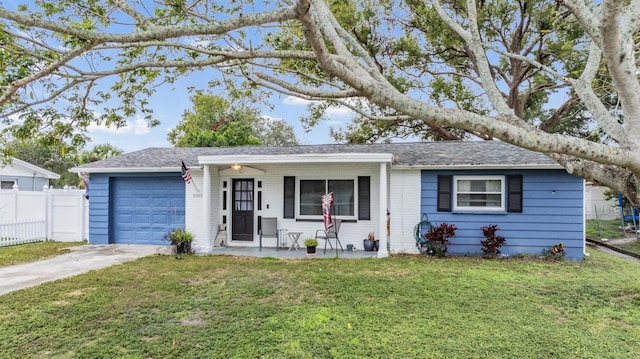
480,225,506,257
424,222,458,256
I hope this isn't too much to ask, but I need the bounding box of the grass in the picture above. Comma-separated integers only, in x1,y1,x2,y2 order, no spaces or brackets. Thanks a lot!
586,218,626,240
0,241,86,267
0,250,639,358
617,239,640,256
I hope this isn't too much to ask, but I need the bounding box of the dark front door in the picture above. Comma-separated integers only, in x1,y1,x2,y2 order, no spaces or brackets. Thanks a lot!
232,179,254,241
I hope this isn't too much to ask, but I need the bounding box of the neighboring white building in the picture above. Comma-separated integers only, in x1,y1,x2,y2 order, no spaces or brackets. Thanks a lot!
585,182,619,220
0,158,60,191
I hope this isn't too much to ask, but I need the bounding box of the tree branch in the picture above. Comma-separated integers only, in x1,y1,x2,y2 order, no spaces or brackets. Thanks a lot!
599,0,640,146
0,5,298,44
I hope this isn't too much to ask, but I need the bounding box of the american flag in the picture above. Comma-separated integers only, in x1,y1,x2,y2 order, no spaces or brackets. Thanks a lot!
181,160,192,184
321,192,334,231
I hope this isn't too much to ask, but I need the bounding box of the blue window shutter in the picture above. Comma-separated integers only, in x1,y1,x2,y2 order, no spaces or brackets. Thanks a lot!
283,176,295,218
437,175,452,212
507,175,523,213
358,176,371,220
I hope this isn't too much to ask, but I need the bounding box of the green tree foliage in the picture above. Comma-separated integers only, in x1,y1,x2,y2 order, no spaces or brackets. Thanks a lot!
6,140,76,188
77,143,123,163
168,94,298,147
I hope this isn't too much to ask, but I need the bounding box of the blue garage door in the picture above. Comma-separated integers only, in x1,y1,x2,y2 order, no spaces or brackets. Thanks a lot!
112,177,185,244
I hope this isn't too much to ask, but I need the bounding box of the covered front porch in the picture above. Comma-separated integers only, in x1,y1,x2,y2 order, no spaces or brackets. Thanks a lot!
189,152,393,258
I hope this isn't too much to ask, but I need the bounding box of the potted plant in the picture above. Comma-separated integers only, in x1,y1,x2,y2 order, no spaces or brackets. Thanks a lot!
363,232,376,251
163,228,194,254
304,238,318,254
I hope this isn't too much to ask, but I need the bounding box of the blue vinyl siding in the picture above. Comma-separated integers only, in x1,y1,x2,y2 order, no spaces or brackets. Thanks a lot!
87,173,184,245
88,174,110,244
421,169,584,260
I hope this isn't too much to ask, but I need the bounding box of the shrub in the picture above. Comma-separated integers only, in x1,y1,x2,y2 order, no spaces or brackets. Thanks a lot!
424,222,457,256
304,238,318,247
480,224,506,256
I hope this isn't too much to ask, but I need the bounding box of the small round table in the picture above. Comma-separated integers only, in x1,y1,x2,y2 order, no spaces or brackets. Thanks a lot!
287,232,303,251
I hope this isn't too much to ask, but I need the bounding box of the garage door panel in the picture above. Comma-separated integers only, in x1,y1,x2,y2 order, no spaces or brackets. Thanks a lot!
112,177,185,244
119,197,134,207
135,197,150,207
136,214,150,223
152,197,168,207
117,214,133,224
169,198,183,207
153,213,169,224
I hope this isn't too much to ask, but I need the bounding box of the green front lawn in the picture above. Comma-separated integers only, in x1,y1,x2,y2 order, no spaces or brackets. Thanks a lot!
0,251,639,358
0,241,86,267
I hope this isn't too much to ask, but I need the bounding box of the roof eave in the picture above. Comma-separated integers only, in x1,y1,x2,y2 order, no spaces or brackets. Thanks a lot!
9,158,61,179
198,153,395,165
68,167,184,174
393,163,565,170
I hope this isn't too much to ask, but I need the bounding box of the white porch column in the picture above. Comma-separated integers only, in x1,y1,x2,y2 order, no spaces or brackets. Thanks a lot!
202,164,212,251
377,162,389,258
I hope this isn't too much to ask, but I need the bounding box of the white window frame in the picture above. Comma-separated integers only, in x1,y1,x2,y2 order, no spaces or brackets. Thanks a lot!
297,178,357,219
453,175,505,212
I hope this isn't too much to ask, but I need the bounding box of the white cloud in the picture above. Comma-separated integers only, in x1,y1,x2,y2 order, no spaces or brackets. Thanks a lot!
282,96,355,117
325,106,354,116
283,96,312,106
88,116,150,136
131,118,151,135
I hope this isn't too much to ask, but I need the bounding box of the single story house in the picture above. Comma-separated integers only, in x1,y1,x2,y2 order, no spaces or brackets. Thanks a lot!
70,141,586,260
0,158,60,191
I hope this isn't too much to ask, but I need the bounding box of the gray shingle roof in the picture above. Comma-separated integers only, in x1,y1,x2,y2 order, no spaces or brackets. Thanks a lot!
71,141,558,171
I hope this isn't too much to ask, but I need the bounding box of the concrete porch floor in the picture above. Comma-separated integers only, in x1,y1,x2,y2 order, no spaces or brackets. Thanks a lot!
205,245,380,259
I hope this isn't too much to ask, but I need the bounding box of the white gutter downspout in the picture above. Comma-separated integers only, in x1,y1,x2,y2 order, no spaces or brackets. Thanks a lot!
583,180,589,258
377,162,389,258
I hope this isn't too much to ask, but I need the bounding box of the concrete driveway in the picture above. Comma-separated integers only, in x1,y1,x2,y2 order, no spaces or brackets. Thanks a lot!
0,244,171,296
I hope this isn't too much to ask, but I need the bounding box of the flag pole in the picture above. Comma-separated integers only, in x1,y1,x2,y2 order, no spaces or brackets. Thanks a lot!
191,178,199,192
181,158,199,192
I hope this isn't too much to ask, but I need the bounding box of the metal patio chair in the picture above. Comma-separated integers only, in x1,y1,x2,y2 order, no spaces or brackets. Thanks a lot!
259,217,278,251
315,218,344,254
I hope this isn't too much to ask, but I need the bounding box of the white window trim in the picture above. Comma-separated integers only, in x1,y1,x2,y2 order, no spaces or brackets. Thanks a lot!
453,175,505,212
296,178,358,220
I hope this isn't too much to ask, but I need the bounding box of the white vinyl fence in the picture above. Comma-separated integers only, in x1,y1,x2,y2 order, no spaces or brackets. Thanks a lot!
0,218,46,246
0,188,88,246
